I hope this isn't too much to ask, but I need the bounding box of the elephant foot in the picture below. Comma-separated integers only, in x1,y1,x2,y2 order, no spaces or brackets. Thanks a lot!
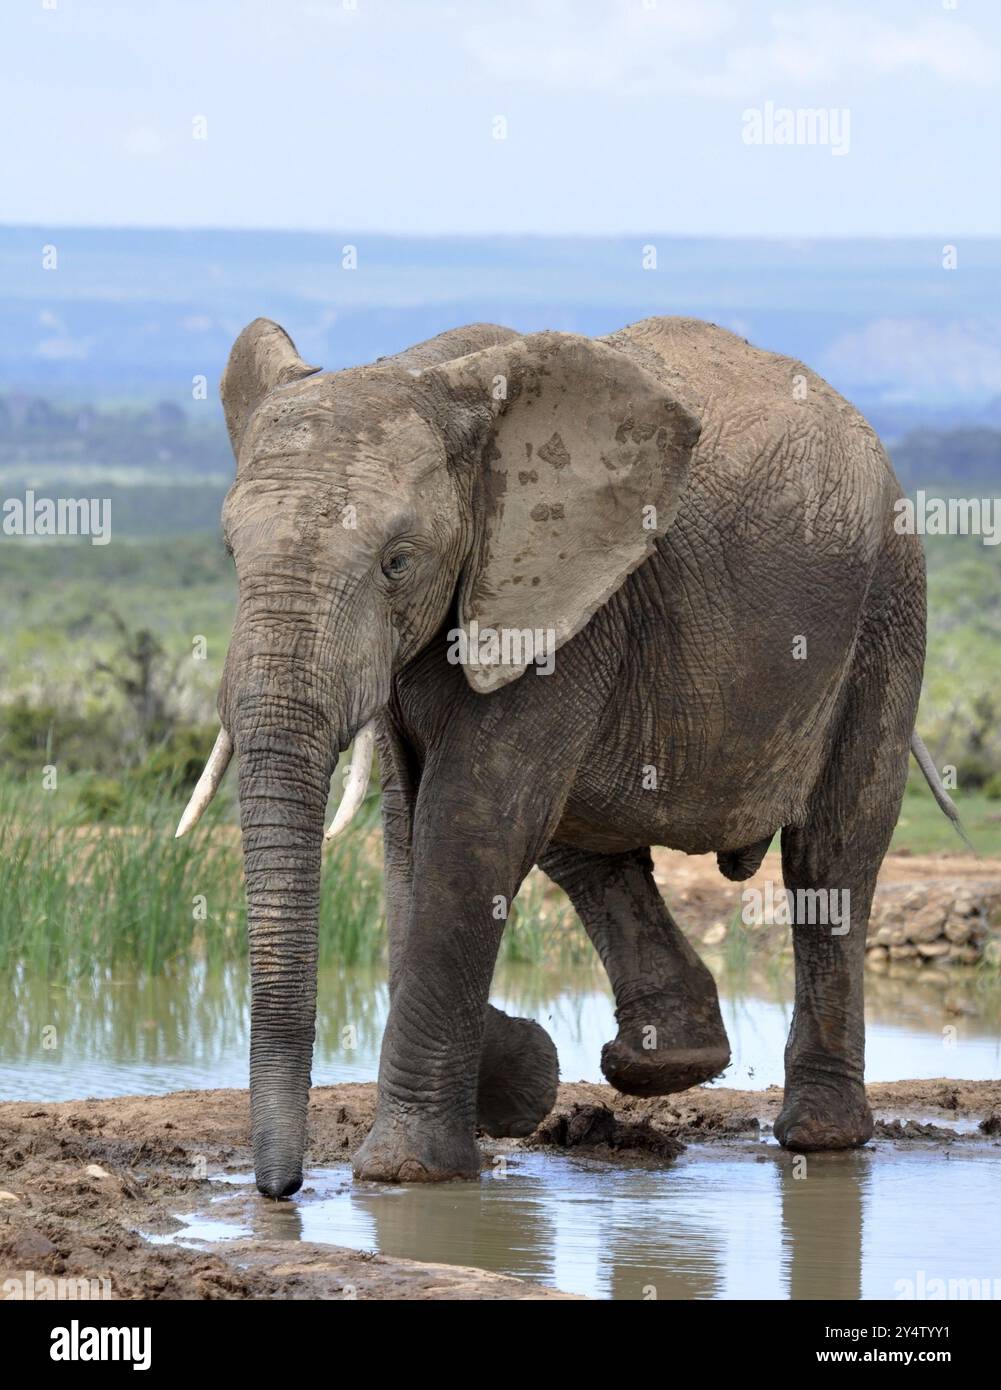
597,1000,728,1095
477,1006,559,1138
601,984,731,1097
774,1081,873,1151
601,1035,730,1097
353,1110,481,1183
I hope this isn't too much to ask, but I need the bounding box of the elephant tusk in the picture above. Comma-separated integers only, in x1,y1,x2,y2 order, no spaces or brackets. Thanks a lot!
174,728,234,838
325,721,376,841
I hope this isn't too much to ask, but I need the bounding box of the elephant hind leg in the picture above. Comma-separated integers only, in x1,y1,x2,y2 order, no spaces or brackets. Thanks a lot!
539,844,730,1096
776,809,885,1153
775,549,922,1153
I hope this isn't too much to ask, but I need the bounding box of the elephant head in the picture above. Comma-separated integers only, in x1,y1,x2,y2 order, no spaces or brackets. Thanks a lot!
176,317,700,1197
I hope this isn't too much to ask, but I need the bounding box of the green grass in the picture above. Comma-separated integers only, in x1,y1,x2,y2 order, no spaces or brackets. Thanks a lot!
0,780,233,978
0,752,993,984
0,775,588,980
892,780,1000,856
0,776,386,980
499,872,589,968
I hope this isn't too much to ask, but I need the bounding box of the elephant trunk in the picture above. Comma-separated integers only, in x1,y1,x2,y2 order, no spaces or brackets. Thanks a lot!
236,696,333,1198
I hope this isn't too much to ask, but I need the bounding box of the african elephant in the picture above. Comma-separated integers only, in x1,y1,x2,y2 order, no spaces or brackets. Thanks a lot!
178,315,959,1197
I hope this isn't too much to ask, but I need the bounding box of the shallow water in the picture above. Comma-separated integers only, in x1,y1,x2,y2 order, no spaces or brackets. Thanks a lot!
7,954,998,1301
2,958,999,1101
156,1144,1001,1301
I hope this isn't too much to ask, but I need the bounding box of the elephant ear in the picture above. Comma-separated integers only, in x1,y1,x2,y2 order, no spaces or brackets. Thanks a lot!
427,331,700,692
220,318,320,462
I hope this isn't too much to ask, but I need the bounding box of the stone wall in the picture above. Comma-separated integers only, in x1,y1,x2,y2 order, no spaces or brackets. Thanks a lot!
866,882,1001,969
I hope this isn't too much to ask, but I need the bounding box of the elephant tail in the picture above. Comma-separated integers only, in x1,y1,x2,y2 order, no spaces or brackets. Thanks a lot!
910,732,977,854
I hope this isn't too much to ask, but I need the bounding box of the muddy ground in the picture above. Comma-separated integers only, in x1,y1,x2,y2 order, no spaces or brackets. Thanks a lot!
1,1078,999,1301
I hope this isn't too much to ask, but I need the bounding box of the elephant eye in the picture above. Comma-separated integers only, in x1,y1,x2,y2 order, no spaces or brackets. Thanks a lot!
381,549,413,580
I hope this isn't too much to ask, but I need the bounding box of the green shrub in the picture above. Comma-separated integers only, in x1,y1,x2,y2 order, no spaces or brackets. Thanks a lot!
135,726,220,793
955,754,998,791
0,698,119,777
77,776,126,822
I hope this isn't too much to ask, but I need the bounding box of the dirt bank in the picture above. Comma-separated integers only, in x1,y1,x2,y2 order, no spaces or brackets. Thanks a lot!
647,847,1001,963
1,1078,998,1301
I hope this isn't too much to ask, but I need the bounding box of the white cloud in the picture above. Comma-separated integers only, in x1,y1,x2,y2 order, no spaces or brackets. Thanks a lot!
821,319,1001,400
122,126,169,157
463,4,1001,99
35,335,94,361
758,12,1001,89
463,0,735,94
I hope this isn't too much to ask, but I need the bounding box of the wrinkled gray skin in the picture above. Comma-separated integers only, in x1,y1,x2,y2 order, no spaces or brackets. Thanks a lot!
216,316,924,1196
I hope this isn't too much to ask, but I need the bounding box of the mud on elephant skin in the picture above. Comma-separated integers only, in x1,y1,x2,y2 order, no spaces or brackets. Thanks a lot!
176,314,956,1192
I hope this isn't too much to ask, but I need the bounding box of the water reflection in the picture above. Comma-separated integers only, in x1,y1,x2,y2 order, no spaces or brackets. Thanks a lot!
165,1146,1000,1301
2,957,1000,1101
779,1151,865,1301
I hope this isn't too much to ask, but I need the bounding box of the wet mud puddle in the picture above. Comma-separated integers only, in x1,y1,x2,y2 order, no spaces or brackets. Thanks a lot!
154,1144,1001,1301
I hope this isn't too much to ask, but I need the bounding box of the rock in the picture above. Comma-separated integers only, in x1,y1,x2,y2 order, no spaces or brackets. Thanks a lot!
874,924,895,946
917,940,951,959
874,1119,959,1142
984,940,1001,968
947,944,981,965
907,904,950,943
84,1164,111,1179
0,1191,19,1203
944,916,973,945
10,1229,58,1263
703,923,727,946
889,944,919,960
866,947,889,970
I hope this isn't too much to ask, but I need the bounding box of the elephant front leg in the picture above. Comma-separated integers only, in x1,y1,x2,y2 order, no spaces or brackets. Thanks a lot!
376,717,558,1146
355,795,556,1184
356,652,607,1183
353,844,518,1181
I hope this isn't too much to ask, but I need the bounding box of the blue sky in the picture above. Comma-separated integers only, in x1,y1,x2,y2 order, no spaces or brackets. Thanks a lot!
2,0,1000,236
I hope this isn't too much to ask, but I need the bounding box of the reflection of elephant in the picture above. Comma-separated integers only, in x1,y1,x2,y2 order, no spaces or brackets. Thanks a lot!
779,1152,865,1300
178,316,956,1197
